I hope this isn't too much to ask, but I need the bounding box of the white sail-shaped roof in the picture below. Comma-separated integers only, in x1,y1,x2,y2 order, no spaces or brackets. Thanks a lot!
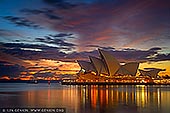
139,69,148,75
148,70,160,78
116,66,131,75
77,60,95,72
123,62,139,76
139,68,163,78
89,56,108,75
98,49,120,76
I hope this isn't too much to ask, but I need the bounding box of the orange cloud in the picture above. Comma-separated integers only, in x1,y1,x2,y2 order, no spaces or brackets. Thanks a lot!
0,76,10,80
24,59,80,76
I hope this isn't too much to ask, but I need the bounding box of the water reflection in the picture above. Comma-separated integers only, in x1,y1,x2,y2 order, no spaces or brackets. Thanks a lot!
75,85,170,113
0,84,170,113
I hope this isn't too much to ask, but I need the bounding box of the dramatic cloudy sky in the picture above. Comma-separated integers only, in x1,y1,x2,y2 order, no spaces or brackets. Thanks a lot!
0,0,170,78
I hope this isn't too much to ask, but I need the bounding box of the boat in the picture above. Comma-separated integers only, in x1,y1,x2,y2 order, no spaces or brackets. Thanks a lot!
27,79,38,84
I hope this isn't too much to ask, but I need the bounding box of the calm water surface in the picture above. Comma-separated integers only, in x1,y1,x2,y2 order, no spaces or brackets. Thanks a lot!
0,83,170,113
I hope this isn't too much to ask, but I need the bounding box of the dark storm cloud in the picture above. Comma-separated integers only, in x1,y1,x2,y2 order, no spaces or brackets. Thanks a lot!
66,50,99,61
0,61,27,77
46,13,62,20
103,47,170,62
21,9,62,20
1,0,169,52
149,47,162,51
1,41,169,62
3,16,42,29
0,52,29,67
43,0,77,9
66,47,170,62
36,37,75,46
151,54,170,61
35,35,76,47
19,0,169,51
49,33,73,37
0,42,67,60
2,42,46,50
0,49,30,67
122,48,138,51
86,45,115,50
2,41,74,51
20,9,44,15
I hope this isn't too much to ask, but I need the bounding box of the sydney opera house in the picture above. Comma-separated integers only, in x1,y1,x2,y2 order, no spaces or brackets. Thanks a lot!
62,49,168,85
77,49,139,77
62,49,167,85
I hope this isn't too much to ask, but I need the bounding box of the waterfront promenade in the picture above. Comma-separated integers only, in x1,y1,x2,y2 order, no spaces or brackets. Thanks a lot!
61,80,170,85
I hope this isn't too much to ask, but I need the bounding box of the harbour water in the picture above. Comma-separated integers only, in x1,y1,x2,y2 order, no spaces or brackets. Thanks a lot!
0,83,170,113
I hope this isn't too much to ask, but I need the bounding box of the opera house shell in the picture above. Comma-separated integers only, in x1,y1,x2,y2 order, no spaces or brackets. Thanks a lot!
77,49,139,76
139,68,165,78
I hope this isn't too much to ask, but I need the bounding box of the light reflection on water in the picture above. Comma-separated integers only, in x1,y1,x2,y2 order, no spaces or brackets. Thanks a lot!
0,83,170,113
